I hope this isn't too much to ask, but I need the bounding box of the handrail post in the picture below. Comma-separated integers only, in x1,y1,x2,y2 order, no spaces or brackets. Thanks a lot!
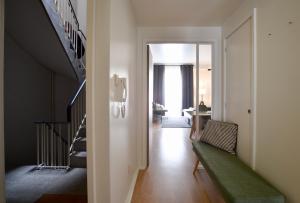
46,124,49,166
51,123,54,166
36,125,39,167
43,123,45,166
68,122,71,167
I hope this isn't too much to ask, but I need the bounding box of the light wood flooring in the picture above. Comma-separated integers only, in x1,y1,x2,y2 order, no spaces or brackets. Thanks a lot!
131,122,225,203
35,194,87,203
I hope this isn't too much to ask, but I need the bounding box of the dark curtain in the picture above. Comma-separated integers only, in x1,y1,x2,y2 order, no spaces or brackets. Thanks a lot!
153,65,165,106
181,65,194,109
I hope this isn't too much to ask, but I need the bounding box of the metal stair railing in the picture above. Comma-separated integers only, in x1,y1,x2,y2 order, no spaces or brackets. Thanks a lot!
67,80,86,143
35,121,70,169
35,79,86,169
53,0,86,72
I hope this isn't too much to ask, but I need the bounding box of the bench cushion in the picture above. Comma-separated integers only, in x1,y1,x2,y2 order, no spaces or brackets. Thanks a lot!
192,141,285,203
200,120,238,154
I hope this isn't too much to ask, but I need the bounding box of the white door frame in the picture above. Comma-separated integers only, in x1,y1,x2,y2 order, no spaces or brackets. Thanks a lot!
137,28,223,169
223,8,257,169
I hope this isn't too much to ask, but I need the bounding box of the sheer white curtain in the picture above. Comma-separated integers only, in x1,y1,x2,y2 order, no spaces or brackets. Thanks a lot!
164,66,182,117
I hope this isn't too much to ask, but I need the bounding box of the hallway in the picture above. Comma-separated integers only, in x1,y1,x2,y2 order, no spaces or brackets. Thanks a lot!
132,124,225,203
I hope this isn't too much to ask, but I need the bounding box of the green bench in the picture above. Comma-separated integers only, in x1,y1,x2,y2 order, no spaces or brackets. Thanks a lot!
192,141,285,203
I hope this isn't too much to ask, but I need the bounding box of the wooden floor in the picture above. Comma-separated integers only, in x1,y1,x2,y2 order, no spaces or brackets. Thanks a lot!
131,122,225,203
35,194,87,203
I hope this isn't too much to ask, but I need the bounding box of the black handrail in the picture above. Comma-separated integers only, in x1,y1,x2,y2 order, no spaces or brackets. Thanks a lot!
78,29,86,40
35,121,68,145
67,0,79,27
67,79,86,122
67,1,87,42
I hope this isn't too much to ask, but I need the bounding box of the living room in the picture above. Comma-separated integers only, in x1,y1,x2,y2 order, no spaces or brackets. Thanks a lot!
149,43,212,131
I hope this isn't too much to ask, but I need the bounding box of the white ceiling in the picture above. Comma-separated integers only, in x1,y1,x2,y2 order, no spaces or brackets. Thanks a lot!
150,44,196,64
131,0,244,26
150,44,212,66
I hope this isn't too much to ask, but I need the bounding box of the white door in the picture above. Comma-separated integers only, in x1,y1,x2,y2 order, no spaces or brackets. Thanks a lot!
225,18,252,165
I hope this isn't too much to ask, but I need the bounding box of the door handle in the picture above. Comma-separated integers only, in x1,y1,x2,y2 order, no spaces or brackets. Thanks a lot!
248,109,251,114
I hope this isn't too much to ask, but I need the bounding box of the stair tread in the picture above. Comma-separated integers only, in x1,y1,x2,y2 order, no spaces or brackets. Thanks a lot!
78,137,86,142
78,127,86,138
73,137,87,152
74,137,86,143
72,151,87,158
70,151,86,168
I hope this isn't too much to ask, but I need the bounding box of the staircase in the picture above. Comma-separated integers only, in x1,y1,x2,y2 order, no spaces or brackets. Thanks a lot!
34,0,87,169
67,80,87,168
42,0,86,82
70,124,87,168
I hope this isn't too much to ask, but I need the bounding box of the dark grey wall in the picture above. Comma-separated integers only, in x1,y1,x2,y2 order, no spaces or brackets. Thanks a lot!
4,35,51,168
5,0,78,80
54,74,77,122
4,34,78,168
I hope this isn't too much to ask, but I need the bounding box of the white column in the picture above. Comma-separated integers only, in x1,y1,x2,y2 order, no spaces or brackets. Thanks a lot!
86,0,111,202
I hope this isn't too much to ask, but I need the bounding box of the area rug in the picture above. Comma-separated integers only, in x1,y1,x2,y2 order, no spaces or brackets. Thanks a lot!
161,116,191,128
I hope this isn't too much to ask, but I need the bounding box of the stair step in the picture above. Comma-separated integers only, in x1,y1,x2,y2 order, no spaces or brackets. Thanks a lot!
73,137,86,152
77,127,86,138
70,152,87,168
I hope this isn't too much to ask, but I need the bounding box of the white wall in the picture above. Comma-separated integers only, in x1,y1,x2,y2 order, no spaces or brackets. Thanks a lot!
70,0,77,13
86,0,138,202
223,1,300,202
148,48,154,126
148,48,154,166
109,0,137,202
77,0,87,35
0,0,5,201
137,27,222,168
70,0,87,35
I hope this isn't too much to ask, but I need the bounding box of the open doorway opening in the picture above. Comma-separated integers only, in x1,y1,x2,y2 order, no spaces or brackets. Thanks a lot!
132,43,217,202
3,0,88,203
148,43,213,165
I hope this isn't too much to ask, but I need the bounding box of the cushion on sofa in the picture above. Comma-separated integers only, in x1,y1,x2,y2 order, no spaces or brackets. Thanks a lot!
200,120,238,154
192,141,285,203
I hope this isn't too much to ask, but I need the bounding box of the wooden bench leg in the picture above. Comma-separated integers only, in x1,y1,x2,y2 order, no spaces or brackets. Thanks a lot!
193,159,200,175
189,116,196,140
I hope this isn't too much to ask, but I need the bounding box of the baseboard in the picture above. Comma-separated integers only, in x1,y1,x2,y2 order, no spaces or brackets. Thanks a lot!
125,169,139,203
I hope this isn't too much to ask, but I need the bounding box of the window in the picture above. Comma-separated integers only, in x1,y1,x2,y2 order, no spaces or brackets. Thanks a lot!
164,66,182,116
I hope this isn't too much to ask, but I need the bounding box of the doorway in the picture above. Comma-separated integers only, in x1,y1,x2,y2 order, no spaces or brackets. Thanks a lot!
147,43,213,166
132,42,221,202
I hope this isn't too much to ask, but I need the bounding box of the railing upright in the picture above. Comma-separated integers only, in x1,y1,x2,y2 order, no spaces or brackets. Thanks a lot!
35,122,70,169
